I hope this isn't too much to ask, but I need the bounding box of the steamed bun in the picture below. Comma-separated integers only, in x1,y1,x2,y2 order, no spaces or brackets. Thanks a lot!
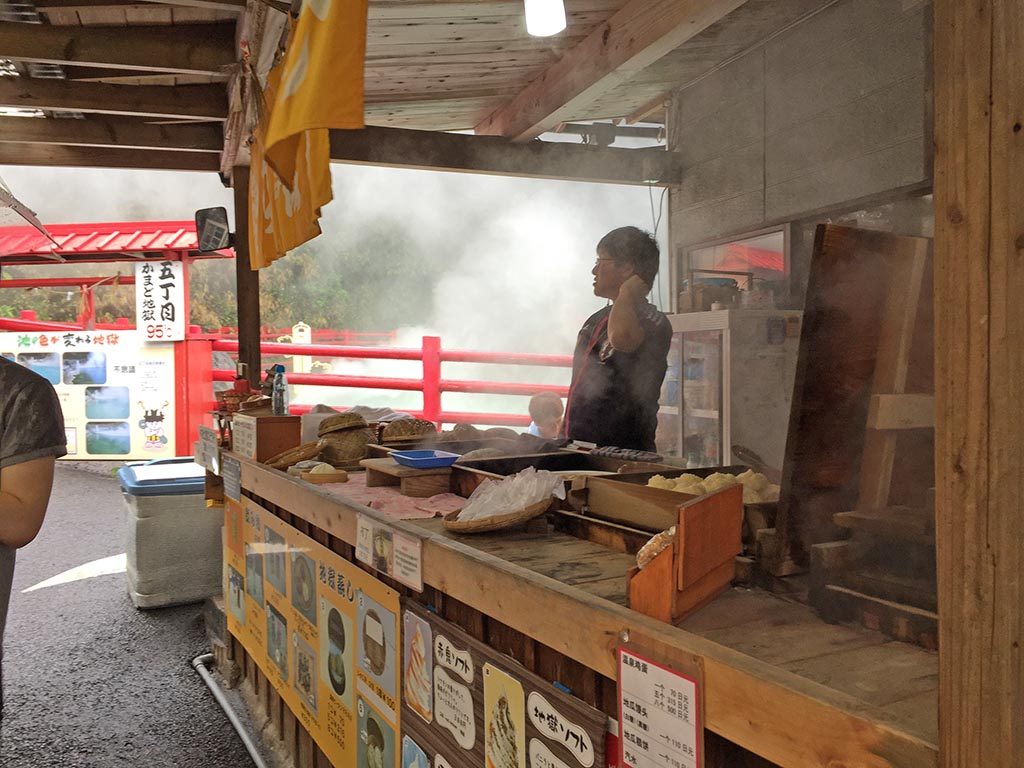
647,474,676,490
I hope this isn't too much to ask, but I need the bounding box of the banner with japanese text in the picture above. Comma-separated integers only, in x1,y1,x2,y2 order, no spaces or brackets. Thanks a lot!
225,498,401,768
135,259,185,342
0,330,176,459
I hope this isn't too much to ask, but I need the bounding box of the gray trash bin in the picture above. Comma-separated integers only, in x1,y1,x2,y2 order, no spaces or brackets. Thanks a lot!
117,457,221,608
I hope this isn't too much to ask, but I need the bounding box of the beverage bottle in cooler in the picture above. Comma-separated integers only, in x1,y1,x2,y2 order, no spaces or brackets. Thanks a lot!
271,364,289,415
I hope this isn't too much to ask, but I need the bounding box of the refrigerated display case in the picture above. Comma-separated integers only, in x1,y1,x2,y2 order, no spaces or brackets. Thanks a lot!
656,309,802,469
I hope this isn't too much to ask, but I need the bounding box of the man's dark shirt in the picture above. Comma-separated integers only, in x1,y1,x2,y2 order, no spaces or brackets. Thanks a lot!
564,301,672,452
0,358,67,705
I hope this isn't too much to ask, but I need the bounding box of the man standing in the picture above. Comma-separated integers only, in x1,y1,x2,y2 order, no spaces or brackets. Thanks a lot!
563,226,672,452
0,357,67,711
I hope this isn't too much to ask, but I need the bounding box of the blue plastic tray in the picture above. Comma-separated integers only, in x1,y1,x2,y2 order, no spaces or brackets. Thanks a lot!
391,450,460,469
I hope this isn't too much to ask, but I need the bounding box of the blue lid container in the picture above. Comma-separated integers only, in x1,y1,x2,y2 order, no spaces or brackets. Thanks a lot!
117,457,206,497
390,450,460,469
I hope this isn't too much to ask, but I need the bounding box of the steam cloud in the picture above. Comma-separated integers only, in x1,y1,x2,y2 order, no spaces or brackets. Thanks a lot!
1,162,668,421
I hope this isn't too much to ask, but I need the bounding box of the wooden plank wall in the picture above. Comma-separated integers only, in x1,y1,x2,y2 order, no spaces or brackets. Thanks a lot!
224,488,779,768
668,0,931,248
933,0,1024,765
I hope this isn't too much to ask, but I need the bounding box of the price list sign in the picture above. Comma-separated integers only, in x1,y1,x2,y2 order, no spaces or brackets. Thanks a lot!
617,648,702,768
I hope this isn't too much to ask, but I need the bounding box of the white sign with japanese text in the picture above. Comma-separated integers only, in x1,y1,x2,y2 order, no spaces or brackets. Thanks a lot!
618,648,702,768
136,259,185,342
528,692,594,767
355,514,423,592
433,666,475,749
0,330,176,460
531,738,573,768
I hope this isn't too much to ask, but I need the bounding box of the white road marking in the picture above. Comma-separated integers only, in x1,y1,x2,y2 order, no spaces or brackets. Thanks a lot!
22,553,127,593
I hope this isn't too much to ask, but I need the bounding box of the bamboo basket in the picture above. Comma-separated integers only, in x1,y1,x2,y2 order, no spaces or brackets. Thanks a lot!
443,498,552,534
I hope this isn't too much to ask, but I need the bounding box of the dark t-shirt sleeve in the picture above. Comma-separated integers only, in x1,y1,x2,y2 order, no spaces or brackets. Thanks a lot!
0,378,67,469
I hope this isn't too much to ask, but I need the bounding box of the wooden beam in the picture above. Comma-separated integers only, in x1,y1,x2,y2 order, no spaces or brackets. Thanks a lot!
0,116,222,152
232,166,262,388
475,0,746,140
935,0,1024,765
329,126,680,186
63,66,228,85
0,21,236,76
0,144,219,171
0,78,227,120
34,0,245,11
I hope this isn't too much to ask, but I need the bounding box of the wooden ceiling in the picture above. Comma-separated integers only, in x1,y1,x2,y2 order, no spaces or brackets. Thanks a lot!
0,0,835,181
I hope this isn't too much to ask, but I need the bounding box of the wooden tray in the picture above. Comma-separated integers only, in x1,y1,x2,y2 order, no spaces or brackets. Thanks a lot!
301,470,349,484
443,498,552,533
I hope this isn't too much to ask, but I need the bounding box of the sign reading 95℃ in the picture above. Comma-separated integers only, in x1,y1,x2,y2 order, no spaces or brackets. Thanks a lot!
136,260,185,342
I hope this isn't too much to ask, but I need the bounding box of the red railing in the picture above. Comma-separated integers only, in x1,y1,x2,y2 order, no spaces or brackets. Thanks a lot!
210,337,572,428
212,327,398,345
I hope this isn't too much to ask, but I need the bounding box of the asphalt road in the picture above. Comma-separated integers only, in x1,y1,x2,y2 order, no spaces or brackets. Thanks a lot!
0,464,256,768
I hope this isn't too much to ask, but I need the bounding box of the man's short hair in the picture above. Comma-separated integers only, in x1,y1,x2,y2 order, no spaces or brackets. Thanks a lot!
528,391,563,422
597,226,660,285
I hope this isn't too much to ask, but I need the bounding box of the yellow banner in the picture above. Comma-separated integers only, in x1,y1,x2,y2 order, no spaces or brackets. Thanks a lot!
264,0,368,184
225,498,401,768
248,66,333,270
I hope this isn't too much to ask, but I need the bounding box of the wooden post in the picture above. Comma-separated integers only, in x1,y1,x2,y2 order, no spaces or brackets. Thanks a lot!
934,0,1024,765
232,165,261,388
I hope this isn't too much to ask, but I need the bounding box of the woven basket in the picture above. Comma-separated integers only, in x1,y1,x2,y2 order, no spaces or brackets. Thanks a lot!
318,412,368,437
442,497,552,534
319,429,371,464
266,441,321,470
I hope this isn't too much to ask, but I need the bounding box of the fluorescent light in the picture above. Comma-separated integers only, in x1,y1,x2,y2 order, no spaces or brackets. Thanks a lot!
525,0,566,37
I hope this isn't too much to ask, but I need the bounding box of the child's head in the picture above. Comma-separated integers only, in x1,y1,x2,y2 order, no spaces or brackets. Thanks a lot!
528,392,564,438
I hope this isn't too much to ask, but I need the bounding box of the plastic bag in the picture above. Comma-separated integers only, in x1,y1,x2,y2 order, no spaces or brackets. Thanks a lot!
457,467,566,522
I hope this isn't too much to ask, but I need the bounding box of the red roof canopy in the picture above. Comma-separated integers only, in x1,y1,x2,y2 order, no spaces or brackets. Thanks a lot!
0,220,233,264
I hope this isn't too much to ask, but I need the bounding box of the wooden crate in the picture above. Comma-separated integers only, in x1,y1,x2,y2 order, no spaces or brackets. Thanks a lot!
627,484,744,623
230,413,302,463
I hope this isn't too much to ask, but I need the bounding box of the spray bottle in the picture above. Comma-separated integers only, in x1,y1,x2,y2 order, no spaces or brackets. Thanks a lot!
271,364,289,415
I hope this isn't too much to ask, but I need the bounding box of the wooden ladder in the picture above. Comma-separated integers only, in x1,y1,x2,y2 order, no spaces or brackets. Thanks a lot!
810,235,938,648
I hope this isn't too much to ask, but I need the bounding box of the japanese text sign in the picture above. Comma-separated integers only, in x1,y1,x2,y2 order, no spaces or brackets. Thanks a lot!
136,260,185,341
618,648,703,768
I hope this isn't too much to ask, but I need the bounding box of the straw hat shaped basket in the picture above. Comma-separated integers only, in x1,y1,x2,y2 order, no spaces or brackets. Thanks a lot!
443,497,553,534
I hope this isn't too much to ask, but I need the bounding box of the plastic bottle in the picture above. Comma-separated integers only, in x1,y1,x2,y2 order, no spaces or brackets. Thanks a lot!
271,364,289,415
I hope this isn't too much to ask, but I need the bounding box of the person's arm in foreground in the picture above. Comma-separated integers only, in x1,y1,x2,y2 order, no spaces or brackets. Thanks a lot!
608,274,651,353
0,457,56,548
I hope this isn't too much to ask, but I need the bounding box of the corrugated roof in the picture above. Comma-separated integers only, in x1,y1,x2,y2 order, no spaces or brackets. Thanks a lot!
0,220,232,261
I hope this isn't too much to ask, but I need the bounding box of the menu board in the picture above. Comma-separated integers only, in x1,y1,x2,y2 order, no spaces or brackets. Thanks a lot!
225,498,402,768
399,601,606,768
617,648,702,768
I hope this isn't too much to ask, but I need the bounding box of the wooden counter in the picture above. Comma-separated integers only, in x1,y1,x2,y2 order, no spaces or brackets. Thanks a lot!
236,454,937,768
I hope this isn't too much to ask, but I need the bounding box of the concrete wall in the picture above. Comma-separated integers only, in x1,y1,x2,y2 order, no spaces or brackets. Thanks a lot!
668,0,931,249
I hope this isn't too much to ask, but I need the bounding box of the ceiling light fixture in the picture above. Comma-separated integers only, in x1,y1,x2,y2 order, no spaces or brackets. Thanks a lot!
524,0,566,37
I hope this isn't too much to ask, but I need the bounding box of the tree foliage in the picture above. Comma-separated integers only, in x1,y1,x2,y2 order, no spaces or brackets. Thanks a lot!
0,214,441,333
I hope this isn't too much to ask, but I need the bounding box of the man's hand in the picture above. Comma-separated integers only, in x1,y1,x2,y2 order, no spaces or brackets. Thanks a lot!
616,274,650,304
0,457,56,548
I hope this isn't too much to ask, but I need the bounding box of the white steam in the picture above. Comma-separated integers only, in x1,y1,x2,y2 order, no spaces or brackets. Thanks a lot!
1,161,668,424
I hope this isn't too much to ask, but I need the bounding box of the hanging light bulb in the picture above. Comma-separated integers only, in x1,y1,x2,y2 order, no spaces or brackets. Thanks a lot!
524,0,566,37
